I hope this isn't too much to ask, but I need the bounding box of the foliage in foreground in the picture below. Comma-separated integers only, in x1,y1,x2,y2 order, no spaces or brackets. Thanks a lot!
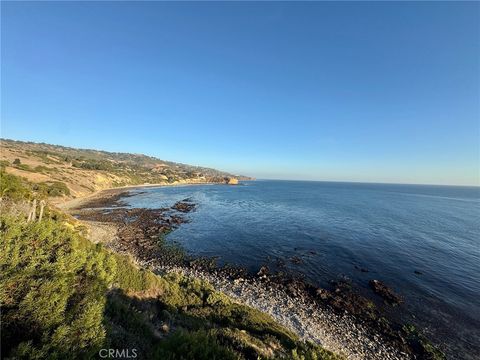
0,216,340,360
0,173,341,360
0,216,115,359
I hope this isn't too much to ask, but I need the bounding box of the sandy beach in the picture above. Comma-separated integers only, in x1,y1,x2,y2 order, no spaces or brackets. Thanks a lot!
56,181,218,211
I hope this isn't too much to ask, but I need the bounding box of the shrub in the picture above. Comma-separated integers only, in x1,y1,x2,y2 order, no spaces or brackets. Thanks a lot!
0,216,116,359
113,253,163,291
73,159,114,171
15,163,33,171
46,181,71,196
33,181,71,197
0,169,32,200
34,165,56,173
153,330,239,360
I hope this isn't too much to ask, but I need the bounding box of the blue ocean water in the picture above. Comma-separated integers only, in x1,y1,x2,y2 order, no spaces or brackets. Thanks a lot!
126,180,480,358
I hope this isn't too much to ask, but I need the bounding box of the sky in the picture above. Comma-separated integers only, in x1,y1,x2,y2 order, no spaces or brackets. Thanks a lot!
1,2,479,186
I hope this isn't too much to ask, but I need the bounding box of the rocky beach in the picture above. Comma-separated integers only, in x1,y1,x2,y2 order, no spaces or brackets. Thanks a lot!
63,186,445,360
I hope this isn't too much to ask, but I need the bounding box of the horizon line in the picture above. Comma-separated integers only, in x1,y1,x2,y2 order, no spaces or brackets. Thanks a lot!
252,178,480,188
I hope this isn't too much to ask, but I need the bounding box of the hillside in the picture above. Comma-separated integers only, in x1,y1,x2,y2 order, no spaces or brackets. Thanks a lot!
0,161,339,359
0,139,252,200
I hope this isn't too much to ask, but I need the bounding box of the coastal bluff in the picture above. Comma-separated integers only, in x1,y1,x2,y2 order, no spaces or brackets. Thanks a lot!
0,139,252,199
226,177,239,185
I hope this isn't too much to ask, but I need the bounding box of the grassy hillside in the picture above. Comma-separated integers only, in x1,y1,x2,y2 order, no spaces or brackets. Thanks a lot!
0,139,251,199
0,170,340,360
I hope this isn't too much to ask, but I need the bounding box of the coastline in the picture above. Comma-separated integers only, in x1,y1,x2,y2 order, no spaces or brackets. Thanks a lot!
61,187,442,360
56,180,223,211
151,263,411,360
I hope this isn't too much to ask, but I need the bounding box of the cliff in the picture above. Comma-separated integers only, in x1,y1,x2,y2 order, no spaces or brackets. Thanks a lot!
227,177,239,185
0,138,253,199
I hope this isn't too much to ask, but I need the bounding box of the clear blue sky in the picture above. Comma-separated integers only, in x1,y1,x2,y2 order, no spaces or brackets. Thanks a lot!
1,2,479,185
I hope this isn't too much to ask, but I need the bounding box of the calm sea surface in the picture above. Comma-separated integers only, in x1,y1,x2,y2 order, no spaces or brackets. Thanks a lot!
125,180,480,358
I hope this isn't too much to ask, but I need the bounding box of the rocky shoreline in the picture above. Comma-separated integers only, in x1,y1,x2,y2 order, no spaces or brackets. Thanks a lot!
66,188,444,360
152,264,409,360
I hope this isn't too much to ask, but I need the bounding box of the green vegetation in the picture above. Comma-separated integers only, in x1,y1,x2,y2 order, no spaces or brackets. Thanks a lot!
154,330,239,359
14,163,33,172
26,150,63,165
33,165,59,174
0,169,70,198
9,161,59,175
72,158,115,171
1,216,114,359
0,170,32,200
0,172,339,359
33,181,71,197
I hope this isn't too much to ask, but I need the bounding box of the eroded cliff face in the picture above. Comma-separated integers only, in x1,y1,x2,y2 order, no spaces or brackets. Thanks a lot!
227,178,239,185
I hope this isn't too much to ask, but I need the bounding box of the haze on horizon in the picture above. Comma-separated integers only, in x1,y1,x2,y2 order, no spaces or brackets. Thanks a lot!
1,2,479,186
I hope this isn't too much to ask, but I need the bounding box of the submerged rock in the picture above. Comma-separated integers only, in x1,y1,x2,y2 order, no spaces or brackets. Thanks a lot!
321,280,378,320
257,265,270,277
172,200,196,213
369,279,403,306
354,265,369,273
290,256,303,264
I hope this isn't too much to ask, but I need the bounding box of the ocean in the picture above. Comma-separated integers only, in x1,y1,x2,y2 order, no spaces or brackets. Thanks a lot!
125,180,480,358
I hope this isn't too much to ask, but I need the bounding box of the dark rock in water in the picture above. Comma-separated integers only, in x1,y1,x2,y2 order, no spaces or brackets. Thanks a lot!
320,280,378,320
290,256,303,264
167,215,185,225
189,257,218,271
257,265,270,277
354,265,369,273
309,250,318,255
414,270,423,275
218,263,249,280
274,257,286,268
172,200,196,213
285,278,307,297
369,279,403,306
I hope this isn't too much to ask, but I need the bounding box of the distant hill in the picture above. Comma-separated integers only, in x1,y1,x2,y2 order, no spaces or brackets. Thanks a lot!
0,138,253,199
